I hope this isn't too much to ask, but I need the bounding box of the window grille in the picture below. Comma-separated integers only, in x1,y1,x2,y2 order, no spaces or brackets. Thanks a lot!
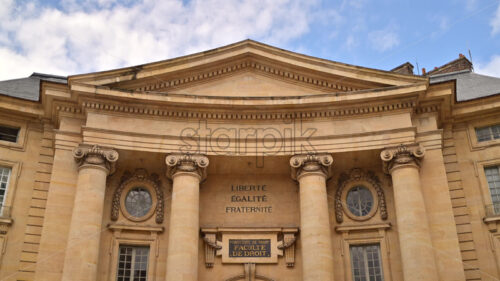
0,166,11,215
116,245,149,281
485,166,500,215
350,244,384,281
476,124,500,142
0,126,19,143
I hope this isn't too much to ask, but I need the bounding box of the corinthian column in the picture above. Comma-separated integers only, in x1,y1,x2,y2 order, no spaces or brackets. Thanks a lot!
62,145,118,281
290,154,334,281
381,144,439,281
165,154,209,281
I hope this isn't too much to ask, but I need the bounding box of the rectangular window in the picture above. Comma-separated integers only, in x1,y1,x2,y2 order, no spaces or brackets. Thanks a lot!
486,166,500,215
117,245,149,281
476,124,500,142
0,125,20,143
350,244,384,281
0,166,11,215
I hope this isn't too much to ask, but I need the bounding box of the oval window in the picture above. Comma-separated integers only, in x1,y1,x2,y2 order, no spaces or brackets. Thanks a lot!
346,186,374,217
125,187,152,218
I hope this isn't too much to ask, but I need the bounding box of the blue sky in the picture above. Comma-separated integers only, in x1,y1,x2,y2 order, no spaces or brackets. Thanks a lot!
1,0,499,80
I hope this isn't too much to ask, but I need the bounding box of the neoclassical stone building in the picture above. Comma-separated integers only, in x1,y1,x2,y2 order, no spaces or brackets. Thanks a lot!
0,40,499,281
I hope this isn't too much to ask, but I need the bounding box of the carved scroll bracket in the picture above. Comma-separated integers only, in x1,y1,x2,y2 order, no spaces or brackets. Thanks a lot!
277,230,298,267
165,153,209,181
290,154,333,181
201,227,298,269
73,144,119,175
381,144,425,174
202,231,223,268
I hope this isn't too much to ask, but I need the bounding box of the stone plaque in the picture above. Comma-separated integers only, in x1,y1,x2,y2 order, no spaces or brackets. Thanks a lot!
222,233,278,263
229,239,271,258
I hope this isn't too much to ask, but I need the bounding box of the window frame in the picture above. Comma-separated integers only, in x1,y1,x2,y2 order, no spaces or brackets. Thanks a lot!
0,117,27,150
339,229,392,281
0,160,20,221
474,159,500,219
341,180,379,222
349,243,385,281
484,165,500,215
120,182,158,222
0,125,20,143
475,124,500,143
107,234,158,281
116,245,150,281
467,120,500,150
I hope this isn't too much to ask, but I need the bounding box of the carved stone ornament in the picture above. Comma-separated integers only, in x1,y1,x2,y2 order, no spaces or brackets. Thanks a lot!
225,263,275,281
334,168,388,223
289,153,333,181
381,144,425,174
165,153,209,181
277,232,297,267
202,232,223,268
73,144,119,174
201,228,298,270
111,169,165,224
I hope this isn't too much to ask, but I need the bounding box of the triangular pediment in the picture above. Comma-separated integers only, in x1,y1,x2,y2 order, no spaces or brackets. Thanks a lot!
169,71,326,97
68,40,427,98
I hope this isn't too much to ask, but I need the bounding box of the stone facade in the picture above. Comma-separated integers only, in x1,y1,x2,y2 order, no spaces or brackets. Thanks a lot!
0,40,499,281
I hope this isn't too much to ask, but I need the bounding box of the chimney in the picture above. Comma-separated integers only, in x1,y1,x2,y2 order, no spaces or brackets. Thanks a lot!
422,68,426,75
427,55,473,75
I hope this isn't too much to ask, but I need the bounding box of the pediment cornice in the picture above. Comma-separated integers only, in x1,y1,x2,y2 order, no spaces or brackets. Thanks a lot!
68,40,427,90
108,57,377,94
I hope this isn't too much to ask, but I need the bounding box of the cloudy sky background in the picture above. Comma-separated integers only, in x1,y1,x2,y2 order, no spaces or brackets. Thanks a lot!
1,0,500,80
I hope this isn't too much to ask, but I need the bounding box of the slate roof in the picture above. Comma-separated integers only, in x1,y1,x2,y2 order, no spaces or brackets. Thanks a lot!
429,70,500,102
0,68,499,103
0,73,67,101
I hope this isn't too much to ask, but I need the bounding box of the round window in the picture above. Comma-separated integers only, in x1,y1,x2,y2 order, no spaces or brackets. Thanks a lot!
346,186,374,217
125,187,153,218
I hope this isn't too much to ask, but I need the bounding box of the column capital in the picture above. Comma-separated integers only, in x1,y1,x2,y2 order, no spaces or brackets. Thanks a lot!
290,153,333,181
166,153,209,181
380,144,425,174
73,144,119,175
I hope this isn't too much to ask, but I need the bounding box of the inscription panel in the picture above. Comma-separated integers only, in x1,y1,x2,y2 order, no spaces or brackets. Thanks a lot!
229,239,271,258
222,234,278,263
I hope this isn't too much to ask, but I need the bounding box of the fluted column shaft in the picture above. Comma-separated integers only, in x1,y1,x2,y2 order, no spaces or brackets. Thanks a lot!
290,154,334,281
165,154,209,281
61,145,118,281
381,145,439,281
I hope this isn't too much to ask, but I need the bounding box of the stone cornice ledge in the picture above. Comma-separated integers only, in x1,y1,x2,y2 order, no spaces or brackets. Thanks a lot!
335,223,391,233
107,223,164,233
70,81,426,107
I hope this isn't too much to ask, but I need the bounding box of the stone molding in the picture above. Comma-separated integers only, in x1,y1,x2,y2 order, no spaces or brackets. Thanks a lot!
201,227,298,271
80,99,417,121
133,60,362,93
73,144,119,174
111,169,164,224
334,168,388,223
165,153,209,181
290,153,333,181
380,144,425,174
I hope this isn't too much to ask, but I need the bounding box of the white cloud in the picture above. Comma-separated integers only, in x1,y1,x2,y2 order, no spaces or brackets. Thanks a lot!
492,3,500,35
0,0,320,80
368,27,400,52
475,55,500,78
